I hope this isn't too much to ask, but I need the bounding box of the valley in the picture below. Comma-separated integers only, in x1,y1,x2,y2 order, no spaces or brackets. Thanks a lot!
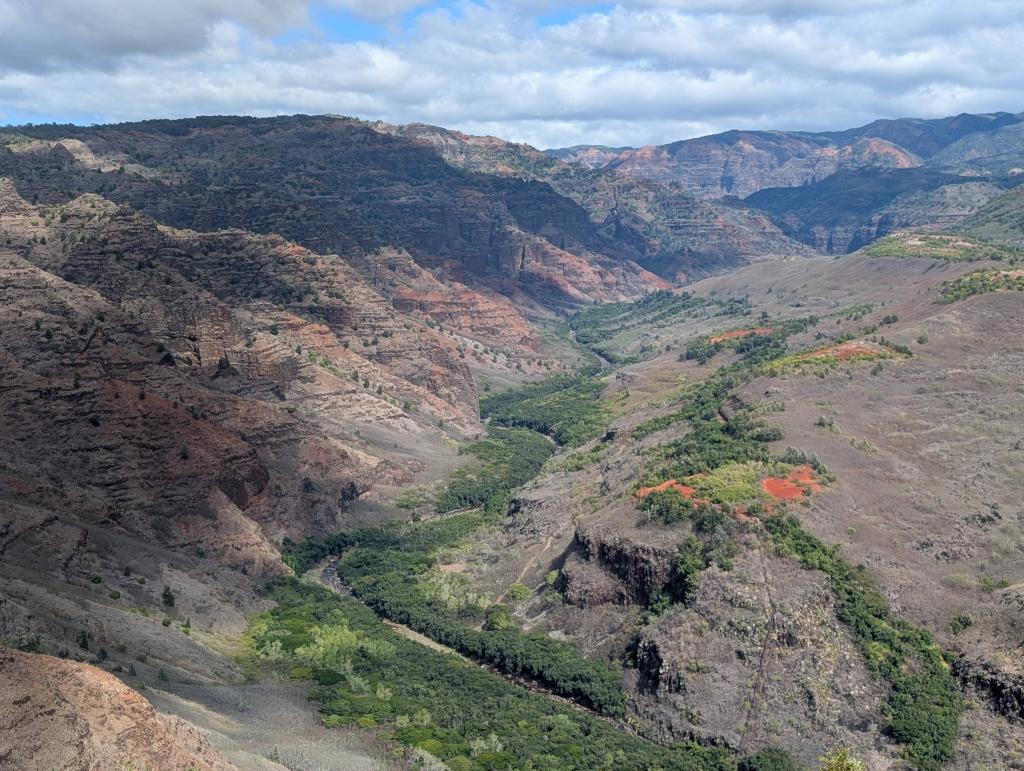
1,112,1023,771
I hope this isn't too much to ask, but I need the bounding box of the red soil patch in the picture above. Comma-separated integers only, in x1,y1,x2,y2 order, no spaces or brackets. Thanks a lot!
637,479,756,522
762,464,822,501
708,327,773,344
803,340,885,362
996,269,1024,279
636,479,698,499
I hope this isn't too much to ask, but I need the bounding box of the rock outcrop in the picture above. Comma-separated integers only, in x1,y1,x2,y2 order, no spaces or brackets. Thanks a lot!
0,648,237,771
571,525,677,604
629,547,894,765
953,658,1024,721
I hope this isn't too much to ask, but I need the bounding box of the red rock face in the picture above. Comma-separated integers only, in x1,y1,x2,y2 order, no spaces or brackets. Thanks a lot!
606,131,921,198
0,181,488,581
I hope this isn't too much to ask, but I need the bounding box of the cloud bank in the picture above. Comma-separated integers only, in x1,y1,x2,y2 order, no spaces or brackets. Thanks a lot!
1,0,1022,148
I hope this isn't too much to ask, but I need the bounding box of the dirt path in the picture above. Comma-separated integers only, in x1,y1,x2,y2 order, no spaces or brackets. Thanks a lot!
499,535,554,602
381,619,465,657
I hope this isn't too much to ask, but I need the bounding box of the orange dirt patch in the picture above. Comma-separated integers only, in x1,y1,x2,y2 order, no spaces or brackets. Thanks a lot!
636,478,717,510
636,479,697,499
708,327,773,344
996,269,1024,279
762,464,823,501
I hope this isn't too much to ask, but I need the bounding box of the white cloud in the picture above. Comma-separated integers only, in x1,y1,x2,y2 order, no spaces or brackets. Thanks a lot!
0,0,1022,147
328,0,430,22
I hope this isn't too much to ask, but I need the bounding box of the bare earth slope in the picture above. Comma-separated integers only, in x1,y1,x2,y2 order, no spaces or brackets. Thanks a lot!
458,243,1024,768
0,648,237,771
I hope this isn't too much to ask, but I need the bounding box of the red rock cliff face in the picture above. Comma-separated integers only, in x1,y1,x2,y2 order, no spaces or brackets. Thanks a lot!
387,122,812,278
0,182,483,580
607,131,921,198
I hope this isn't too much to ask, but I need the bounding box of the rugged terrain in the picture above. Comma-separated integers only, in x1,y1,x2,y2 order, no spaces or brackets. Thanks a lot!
449,236,1024,768
547,112,1024,199
548,112,1024,256
0,647,237,770
1,112,1023,770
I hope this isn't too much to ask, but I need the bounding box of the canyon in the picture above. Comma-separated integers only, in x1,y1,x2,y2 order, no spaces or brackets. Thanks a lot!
1,111,1023,770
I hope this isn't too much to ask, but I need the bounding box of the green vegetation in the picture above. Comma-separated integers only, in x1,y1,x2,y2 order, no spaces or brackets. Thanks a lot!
632,318,960,770
764,515,961,771
639,488,697,526
818,747,867,771
737,747,801,771
938,268,1024,303
481,370,612,446
959,186,1024,250
246,579,733,771
557,442,610,472
949,612,973,635
505,583,532,603
635,319,817,442
435,427,554,514
863,232,1021,263
684,461,774,504
570,290,714,362
285,512,626,716
649,411,775,482
633,368,746,441
827,303,875,322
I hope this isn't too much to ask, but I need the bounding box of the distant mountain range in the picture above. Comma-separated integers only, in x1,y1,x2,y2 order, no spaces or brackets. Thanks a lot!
547,111,1024,252
546,111,1024,197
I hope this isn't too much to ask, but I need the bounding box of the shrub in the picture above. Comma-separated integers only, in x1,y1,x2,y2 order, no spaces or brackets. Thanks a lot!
765,514,961,770
738,747,800,771
819,747,866,771
949,612,973,635
505,583,532,603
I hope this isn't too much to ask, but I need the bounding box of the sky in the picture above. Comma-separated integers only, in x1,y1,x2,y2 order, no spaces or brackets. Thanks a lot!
1,0,1022,149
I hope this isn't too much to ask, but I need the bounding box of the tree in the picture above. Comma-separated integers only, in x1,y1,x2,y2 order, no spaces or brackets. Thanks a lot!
667,537,703,605
739,747,800,771
162,585,176,608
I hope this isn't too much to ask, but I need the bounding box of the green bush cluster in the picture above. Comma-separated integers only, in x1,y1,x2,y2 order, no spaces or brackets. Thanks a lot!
247,579,734,771
764,515,961,771
330,517,627,717
938,268,1024,303
481,371,611,446
570,290,713,362
435,427,554,513
864,232,1020,263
